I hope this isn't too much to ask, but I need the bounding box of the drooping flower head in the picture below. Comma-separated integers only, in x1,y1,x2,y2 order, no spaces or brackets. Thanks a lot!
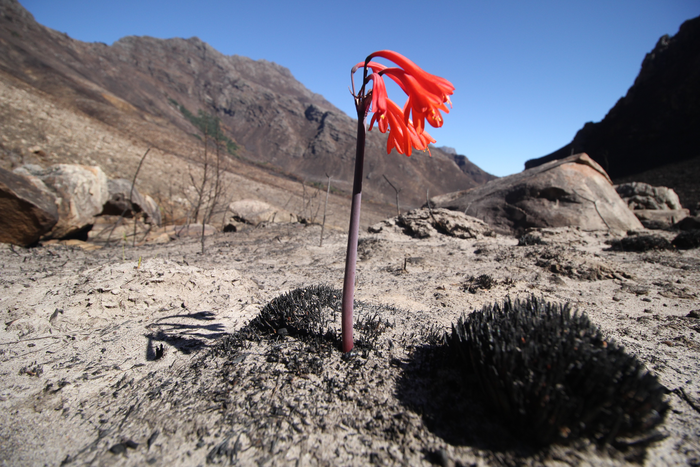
352,50,454,157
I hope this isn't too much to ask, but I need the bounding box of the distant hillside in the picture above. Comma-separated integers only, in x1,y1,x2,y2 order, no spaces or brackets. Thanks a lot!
0,0,494,208
526,15,700,209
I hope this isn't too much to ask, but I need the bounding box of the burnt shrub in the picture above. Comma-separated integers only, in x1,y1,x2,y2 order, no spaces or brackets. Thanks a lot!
449,296,668,446
608,235,673,252
672,230,700,250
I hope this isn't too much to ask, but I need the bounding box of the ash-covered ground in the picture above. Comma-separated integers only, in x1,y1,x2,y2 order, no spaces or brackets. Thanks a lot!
1,222,699,466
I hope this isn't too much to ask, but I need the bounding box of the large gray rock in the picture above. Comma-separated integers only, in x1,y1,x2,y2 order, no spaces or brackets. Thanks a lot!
0,167,58,246
632,209,689,230
142,194,162,226
102,178,161,226
615,182,682,210
228,199,297,226
430,153,643,235
14,164,109,239
615,182,686,229
370,208,492,239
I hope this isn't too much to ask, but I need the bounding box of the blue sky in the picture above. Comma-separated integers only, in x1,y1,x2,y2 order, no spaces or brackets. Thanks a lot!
21,1,699,177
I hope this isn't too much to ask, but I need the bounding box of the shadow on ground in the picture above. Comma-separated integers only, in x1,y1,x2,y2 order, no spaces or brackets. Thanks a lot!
395,344,534,455
145,310,227,359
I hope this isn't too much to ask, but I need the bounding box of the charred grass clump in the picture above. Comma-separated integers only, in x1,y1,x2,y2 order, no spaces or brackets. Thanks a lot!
449,296,668,447
214,285,388,362
672,229,700,250
608,234,673,252
247,285,340,342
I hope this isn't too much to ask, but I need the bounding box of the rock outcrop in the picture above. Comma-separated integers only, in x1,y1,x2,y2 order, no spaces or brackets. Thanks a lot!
369,208,493,239
102,178,161,226
0,167,58,246
429,153,643,235
615,182,682,210
14,164,109,239
227,199,297,227
615,182,688,229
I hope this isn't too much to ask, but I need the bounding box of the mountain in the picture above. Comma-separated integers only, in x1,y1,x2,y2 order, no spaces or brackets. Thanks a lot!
0,0,494,209
525,15,700,210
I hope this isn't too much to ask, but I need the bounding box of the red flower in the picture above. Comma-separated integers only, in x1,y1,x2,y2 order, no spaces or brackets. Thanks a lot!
353,51,453,156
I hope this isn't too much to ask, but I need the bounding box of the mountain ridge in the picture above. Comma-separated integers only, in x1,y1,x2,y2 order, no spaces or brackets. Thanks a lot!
0,0,495,208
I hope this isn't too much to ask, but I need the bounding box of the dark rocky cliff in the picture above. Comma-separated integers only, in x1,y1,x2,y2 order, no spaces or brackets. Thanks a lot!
526,16,700,182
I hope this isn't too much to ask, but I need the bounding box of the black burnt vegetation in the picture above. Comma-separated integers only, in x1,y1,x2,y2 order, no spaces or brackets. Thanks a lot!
462,274,496,293
211,285,390,383
672,229,700,250
607,230,700,252
518,232,547,246
608,234,673,252
246,285,340,342
215,285,386,354
448,297,669,447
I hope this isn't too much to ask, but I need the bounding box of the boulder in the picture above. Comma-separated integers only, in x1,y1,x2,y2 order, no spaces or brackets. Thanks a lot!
14,164,109,239
227,199,297,226
369,208,492,239
142,195,162,226
429,153,643,235
614,182,687,229
615,182,682,210
632,209,689,230
101,178,161,226
0,167,58,246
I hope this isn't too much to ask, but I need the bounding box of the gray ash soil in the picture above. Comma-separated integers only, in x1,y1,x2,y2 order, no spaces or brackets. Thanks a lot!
1,222,699,466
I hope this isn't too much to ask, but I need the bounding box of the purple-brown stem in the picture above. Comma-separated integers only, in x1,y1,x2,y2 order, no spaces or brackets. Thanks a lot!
341,96,368,353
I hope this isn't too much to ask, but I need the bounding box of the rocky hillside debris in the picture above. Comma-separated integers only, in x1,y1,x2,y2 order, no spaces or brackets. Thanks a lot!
633,209,689,230
13,164,109,240
531,246,623,281
0,166,58,246
449,296,669,446
615,182,688,229
430,153,643,235
102,178,161,226
226,199,297,228
369,208,493,239
168,223,217,239
5,163,163,243
615,182,682,210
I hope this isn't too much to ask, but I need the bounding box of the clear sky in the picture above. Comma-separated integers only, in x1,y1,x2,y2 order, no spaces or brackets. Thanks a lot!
20,1,699,177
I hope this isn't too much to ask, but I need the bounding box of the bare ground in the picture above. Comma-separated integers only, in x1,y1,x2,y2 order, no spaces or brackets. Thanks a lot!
1,222,699,466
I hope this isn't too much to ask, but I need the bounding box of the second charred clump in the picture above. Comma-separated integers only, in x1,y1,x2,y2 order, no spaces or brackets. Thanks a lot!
450,296,668,446
247,285,340,340
233,285,386,352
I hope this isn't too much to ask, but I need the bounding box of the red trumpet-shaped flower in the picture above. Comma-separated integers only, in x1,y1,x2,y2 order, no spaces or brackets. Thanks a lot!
352,51,454,156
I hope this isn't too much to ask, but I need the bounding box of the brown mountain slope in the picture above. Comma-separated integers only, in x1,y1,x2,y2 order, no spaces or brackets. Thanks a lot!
0,0,494,208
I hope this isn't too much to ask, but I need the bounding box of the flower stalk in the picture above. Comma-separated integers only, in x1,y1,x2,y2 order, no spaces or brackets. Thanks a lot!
340,96,369,353
341,51,454,353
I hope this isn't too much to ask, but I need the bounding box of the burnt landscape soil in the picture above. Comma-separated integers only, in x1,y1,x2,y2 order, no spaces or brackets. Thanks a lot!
1,222,700,466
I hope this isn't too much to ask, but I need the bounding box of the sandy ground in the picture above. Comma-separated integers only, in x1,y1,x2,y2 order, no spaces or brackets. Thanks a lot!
1,221,699,466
